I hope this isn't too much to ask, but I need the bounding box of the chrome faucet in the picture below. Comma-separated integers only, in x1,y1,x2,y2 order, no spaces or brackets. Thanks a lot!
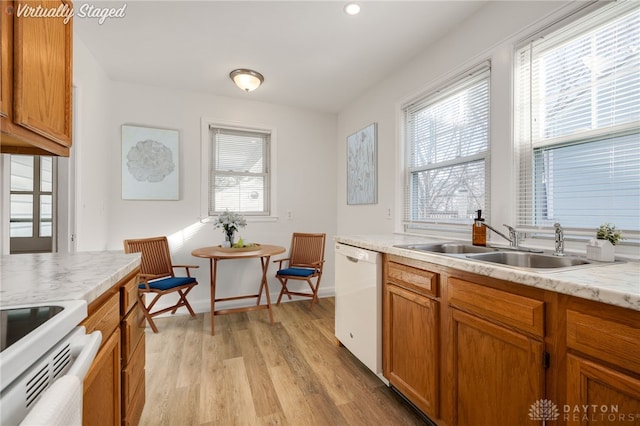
484,223,520,248
504,225,520,248
553,223,565,256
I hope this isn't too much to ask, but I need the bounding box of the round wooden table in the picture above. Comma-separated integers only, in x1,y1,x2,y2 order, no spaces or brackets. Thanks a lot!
191,244,286,335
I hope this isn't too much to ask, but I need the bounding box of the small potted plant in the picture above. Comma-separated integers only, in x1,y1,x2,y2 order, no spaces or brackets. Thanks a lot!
596,223,624,245
588,223,623,262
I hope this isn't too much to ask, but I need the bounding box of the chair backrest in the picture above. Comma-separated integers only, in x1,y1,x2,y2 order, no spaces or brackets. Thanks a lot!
123,236,175,278
288,233,326,269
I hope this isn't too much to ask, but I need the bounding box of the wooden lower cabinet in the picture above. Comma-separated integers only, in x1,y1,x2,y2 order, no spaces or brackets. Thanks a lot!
382,255,640,425
451,309,544,425
121,299,145,425
83,329,121,426
566,354,640,424
384,283,439,418
563,298,640,425
81,269,144,426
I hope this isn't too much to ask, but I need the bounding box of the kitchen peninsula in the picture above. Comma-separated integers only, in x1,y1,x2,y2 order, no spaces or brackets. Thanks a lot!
335,234,640,425
1,251,144,425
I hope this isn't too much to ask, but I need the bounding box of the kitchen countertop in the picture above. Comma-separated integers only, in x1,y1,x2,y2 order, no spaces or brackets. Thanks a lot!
335,234,640,311
0,251,141,307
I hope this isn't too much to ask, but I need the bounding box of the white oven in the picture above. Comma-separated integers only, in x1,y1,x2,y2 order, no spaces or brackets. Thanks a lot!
0,300,102,426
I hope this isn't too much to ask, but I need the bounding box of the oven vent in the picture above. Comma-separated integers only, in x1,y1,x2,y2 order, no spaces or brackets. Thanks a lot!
52,343,71,379
25,365,50,408
24,342,72,408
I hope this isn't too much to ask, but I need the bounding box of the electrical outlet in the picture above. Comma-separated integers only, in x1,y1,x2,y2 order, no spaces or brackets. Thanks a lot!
287,210,293,220
386,207,392,220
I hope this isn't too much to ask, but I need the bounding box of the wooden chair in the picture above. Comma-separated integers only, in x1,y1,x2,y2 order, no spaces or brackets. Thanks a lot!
274,233,326,309
123,236,199,333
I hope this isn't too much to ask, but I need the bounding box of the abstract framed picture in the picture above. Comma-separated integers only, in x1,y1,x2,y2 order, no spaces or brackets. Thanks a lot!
121,124,179,200
347,122,378,205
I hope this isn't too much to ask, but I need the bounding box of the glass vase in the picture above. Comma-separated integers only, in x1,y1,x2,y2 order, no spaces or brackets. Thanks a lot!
225,230,235,246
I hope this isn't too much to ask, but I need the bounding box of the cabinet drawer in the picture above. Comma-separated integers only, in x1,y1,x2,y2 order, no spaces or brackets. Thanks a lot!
448,277,544,338
122,336,145,409
122,303,145,363
567,310,640,372
387,260,439,297
120,276,139,316
82,292,120,344
123,375,146,426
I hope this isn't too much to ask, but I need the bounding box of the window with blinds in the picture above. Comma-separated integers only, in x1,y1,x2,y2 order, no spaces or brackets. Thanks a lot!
403,65,490,230
515,1,640,236
209,127,270,215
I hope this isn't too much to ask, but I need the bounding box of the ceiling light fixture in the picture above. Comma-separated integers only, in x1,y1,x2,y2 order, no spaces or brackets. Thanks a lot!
344,2,360,16
229,69,264,92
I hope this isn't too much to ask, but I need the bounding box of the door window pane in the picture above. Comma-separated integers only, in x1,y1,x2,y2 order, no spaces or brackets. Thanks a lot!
40,194,52,237
41,157,52,192
10,155,33,191
10,194,33,237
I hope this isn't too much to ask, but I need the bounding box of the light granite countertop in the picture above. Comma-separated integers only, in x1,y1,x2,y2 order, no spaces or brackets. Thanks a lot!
0,251,141,307
335,234,640,312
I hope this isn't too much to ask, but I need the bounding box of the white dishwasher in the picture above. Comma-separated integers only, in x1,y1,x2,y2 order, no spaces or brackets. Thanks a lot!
334,243,384,382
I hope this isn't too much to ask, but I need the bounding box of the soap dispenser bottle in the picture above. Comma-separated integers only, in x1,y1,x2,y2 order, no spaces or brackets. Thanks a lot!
472,209,487,246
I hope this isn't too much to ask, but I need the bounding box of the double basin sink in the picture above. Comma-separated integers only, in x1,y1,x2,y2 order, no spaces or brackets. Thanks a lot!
394,242,603,272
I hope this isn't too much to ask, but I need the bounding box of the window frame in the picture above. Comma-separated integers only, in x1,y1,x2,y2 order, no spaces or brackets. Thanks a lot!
401,63,492,234
514,1,640,240
200,118,278,222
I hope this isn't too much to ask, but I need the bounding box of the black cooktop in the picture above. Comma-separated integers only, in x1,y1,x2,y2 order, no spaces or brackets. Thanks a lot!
0,306,64,352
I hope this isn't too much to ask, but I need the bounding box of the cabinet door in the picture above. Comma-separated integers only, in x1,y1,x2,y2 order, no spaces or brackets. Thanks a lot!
384,283,439,418
452,309,544,426
83,329,122,426
0,0,11,118
567,354,640,425
13,0,72,146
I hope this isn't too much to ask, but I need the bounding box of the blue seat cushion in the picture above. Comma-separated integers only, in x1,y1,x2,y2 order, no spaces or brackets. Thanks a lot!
139,276,197,291
277,267,316,277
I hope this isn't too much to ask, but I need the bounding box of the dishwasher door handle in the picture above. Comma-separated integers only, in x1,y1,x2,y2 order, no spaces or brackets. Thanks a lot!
346,256,360,263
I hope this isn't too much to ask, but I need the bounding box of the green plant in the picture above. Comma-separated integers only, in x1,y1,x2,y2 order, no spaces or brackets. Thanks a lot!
596,223,624,245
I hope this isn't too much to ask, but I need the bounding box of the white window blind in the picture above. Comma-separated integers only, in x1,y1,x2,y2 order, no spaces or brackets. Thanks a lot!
515,1,640,235
209,127,270,215
404,65,491,230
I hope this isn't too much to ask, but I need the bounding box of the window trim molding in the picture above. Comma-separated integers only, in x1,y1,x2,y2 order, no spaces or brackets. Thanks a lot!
401,62,492,232
199,117,278,222
513,1,640,238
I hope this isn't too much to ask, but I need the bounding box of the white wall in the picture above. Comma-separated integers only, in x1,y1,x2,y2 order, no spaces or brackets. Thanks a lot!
71,30,338,313
73,34,113,251
336,1,571,241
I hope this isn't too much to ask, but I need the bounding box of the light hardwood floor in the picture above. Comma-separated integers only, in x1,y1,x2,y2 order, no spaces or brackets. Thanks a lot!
140,297,427,425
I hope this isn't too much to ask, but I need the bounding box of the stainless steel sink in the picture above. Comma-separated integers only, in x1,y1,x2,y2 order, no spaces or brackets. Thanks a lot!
394,242,499,254
466,251,593,270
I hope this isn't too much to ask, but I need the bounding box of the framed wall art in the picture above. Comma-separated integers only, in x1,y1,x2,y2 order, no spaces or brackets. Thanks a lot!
347,122,378,205
121,124,179,200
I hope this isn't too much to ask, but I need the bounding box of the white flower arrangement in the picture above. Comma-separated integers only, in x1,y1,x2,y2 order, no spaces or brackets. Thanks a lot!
213,210,247,235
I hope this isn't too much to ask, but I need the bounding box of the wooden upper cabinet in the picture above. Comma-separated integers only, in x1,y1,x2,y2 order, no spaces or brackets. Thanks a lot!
13,0,72,144
1,0,12,118
1,0,72,156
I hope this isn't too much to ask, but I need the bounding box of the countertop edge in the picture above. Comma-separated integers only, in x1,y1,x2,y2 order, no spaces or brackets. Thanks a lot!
334,234,640,312
0,251,142,307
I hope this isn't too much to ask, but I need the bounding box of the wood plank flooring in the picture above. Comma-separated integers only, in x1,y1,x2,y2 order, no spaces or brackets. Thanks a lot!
140,297,427,425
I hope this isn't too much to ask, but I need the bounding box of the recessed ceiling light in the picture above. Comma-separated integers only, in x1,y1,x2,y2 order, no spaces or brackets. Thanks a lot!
344,2,360,16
